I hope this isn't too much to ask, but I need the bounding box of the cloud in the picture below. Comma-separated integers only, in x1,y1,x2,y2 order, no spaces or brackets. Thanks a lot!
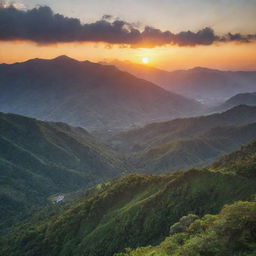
0,5,255,47
0,0,24,9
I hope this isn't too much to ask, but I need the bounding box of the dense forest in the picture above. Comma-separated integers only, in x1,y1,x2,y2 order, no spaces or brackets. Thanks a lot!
0,112,126,234
1,140,256,256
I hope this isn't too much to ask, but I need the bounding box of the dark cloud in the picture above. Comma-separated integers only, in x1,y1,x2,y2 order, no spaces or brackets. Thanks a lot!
0,5,255,47
224,33,256,43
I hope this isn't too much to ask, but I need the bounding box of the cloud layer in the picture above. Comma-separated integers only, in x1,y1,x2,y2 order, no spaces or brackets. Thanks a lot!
0,5,255,47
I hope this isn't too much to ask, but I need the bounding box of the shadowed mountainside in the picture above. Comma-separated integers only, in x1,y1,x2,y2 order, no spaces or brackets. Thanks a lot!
0,56,202,130
214,92,256,112
0,112,125,233
107,60,256,105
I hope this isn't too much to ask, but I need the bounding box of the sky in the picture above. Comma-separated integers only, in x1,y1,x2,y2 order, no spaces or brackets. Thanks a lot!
0,0,256,70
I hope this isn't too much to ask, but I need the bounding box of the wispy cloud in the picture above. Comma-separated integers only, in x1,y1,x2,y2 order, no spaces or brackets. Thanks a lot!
0,5,255,47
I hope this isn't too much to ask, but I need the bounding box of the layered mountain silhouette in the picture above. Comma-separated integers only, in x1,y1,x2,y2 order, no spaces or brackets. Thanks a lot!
107,105,256,173
0,56,202,130
0,112,125,233
215,92,256,112
107,60,256,105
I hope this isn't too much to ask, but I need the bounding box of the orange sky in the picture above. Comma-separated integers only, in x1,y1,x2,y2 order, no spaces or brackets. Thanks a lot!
0,40,256,71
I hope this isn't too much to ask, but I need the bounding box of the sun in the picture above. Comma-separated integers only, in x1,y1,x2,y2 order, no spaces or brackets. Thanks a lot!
141,57,149,64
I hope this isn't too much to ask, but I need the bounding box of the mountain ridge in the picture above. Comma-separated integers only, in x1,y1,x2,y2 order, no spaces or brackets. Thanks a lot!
0,56,202,130
104,105,256,173
106,60,256,105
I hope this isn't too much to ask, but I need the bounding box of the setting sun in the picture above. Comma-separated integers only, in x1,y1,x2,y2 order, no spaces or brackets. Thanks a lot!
142,57,149,64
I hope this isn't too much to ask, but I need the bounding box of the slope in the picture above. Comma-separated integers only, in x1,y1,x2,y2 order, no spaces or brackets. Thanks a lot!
0,112,125,233
215,92,256,112
110,105,256,153
116,200,256,256
0,56,202,130
130,122,256,173
108,60,256,105
1,141,256,256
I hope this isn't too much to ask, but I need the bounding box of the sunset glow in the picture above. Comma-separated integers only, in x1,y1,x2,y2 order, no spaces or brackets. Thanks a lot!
141,57,149,64
0,1,255,71
1,41,256,71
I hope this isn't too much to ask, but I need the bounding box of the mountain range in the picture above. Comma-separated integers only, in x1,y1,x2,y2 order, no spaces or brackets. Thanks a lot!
107,60,256,105
0,56,202,131
106,105,256,173
1,56,256,255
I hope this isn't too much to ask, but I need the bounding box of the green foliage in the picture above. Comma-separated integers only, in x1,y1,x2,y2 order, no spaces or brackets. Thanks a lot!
0,112,126,234
211,140,256,178
169,214,199,235
119,201,256,256
1,111,256,256
1,158,256,256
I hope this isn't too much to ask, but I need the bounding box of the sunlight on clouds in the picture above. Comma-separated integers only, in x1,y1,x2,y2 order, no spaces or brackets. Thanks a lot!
0,41,256,71
0,0,25,9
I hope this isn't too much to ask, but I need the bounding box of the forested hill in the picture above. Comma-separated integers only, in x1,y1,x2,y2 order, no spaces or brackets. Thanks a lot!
0,112,125,233
105,105,256,173
1,141,256,256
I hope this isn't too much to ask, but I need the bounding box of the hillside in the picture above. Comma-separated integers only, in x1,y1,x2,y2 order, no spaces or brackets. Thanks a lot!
215,92,256,112
0,56,202,130
210,140,256,177
105,105,256,173
1,141,256,256
115,142,256,256
0,112,125,233
116,200,256,256
110,105,256,151
108,60,256,105
131,122,256,173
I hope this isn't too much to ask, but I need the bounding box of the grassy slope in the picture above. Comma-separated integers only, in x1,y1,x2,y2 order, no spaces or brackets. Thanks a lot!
0,112,125,233
1,141,256,256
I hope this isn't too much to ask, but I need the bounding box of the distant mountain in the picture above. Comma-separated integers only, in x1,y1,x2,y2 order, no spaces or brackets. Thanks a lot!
0,56,202,130
0,112,125,233
107,105,256,173
215,92,256,112
2,141,256,256
131,122,256,173
107,60,256,105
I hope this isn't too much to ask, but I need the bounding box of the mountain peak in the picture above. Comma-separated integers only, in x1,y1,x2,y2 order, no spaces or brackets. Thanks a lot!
53,55,77,62
190,66,218,72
